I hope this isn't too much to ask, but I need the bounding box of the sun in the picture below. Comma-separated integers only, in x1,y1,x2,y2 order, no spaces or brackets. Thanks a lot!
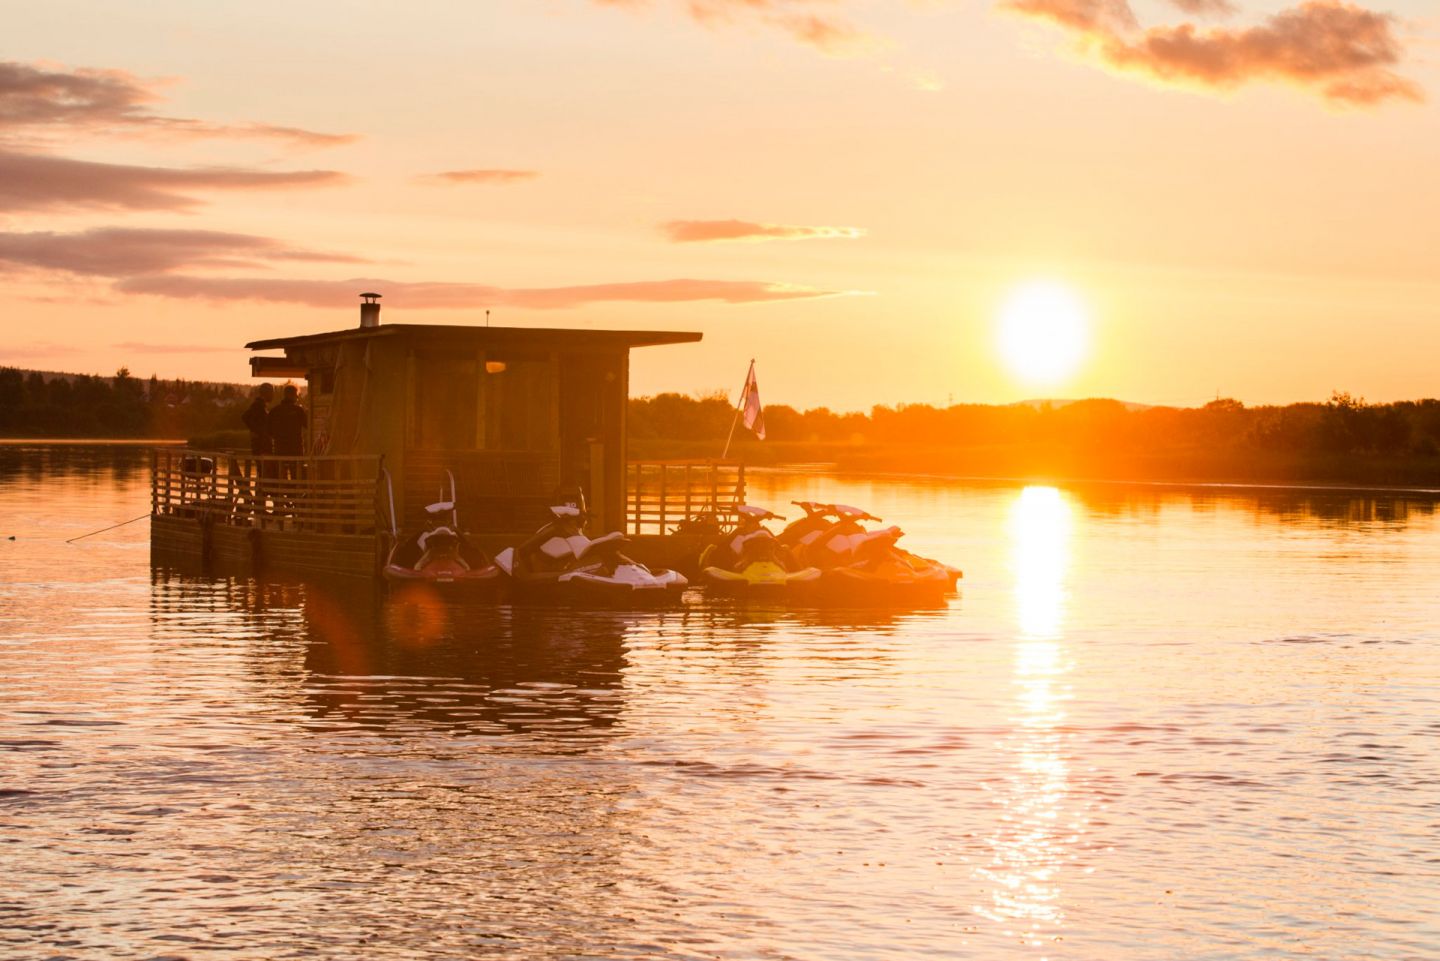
995,280,1089,387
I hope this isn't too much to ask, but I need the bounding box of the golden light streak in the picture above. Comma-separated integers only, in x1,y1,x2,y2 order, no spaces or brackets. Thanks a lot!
976,484,1079,944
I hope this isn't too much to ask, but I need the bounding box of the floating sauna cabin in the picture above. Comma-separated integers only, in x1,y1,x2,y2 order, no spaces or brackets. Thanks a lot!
151,295,744,577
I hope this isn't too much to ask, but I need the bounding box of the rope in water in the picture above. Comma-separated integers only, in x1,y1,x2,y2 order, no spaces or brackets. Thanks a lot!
65,512,152,544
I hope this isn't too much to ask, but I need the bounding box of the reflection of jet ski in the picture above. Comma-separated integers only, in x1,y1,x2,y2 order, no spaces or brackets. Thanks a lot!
799,505,962,598
700,505,821,592
495,505,688,600
382,472,504,591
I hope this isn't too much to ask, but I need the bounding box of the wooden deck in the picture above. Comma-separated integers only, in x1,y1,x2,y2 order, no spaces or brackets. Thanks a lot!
151,450,741,578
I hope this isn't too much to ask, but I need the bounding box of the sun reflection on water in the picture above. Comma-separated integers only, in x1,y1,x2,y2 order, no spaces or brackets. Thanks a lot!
1010,485,1072,641
976,485,1082,948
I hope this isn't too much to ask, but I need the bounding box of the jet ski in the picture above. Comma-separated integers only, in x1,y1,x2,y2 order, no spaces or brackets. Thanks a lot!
821,525,958,598
799,504,962,598
699,505,822,592
495,505,688,601
382,481,504,592
777,501,841,550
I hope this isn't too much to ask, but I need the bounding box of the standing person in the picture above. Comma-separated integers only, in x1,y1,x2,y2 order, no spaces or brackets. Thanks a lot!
240,383,275,512
268,384,308,480
242,383,274,455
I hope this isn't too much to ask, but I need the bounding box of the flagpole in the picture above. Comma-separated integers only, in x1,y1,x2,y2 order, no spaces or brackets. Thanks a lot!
721,359,754,460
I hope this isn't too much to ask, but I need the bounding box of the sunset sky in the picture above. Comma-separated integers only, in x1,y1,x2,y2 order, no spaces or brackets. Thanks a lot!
2,0,1436,410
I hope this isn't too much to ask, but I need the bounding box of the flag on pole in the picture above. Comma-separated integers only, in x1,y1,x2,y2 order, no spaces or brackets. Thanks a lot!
741,362,765,440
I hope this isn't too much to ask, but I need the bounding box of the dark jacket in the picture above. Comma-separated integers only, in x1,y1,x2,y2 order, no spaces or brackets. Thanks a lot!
242,397,271,454
268,399,307,456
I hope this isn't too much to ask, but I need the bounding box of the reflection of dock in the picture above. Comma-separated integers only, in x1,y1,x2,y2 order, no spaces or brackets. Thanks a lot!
147,569,640,741
303,592,636,740
149,295,744,578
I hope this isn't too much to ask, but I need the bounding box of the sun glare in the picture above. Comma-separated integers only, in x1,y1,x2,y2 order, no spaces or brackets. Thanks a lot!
996,281,1089,388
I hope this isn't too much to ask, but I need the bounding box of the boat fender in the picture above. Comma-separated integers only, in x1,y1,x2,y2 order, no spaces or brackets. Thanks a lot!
198,510,215,565
248,526,264,573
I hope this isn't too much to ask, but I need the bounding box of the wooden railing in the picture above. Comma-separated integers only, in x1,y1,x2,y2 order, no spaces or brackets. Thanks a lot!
151,448,383,535
625,459,745,535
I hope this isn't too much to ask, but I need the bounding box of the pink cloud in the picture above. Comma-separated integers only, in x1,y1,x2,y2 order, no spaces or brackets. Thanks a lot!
424,169,539,185
999,0,1423,106
594,0,869,53
0,227,364,277
0,60,354,147
114,275,848,309
1003,0,1137,32
0,150,348,212
662,219,866,243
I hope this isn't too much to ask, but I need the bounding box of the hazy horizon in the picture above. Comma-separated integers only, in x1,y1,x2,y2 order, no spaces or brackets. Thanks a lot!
5,359,1432,417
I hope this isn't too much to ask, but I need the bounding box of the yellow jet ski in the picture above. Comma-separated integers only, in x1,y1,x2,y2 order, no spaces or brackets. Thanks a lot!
699,506,822,592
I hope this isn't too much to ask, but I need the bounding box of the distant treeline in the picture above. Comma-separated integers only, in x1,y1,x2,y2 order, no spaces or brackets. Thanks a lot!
0,367,249,439
5,365,1439,486
630,392,1440,487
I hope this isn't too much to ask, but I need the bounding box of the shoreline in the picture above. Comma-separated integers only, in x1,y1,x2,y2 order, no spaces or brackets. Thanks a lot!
751,464,1440,498
6,438,1438,498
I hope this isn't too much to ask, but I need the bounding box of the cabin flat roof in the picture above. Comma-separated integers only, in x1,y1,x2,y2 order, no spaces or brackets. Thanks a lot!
246,324,702,351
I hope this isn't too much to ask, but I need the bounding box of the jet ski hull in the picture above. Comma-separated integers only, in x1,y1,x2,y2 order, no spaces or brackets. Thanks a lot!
701,561,822,593
382,561,506,592
505,564,688,604
561,569,688,604
815,563,957,601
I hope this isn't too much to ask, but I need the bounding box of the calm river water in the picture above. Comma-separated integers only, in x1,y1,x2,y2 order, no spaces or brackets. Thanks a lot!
2,445,1438,960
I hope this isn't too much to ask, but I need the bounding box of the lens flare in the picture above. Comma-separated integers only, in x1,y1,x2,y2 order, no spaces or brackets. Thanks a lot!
383,583,450,648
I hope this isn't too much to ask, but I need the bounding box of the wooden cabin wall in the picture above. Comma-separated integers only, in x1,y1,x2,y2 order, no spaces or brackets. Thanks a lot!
303,346,338,453
400,341,562,534
311,341,407,457
556,349,627,533
606,349,628,534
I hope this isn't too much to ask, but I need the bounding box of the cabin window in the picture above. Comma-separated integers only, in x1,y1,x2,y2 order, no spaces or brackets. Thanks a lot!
480,357,556,451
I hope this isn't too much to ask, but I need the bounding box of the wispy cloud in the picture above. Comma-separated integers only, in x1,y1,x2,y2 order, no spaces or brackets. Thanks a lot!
0,60,355,147
114,274,850,309
0,150,348,213
422,168,539,185
999,0,1423,106
1166,0,1238,17
662,219,866,243
0,342,83,360
594,0,871,54
0,227,364,277
111,341,235,354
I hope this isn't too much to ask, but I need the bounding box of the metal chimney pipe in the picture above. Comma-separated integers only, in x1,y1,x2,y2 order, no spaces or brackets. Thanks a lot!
359,292,382,328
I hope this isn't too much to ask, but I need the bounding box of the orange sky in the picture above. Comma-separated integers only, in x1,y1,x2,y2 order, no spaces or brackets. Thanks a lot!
2,0,1436,410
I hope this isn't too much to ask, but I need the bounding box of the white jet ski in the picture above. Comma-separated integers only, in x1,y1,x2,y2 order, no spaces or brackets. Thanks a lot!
495,505,687,601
